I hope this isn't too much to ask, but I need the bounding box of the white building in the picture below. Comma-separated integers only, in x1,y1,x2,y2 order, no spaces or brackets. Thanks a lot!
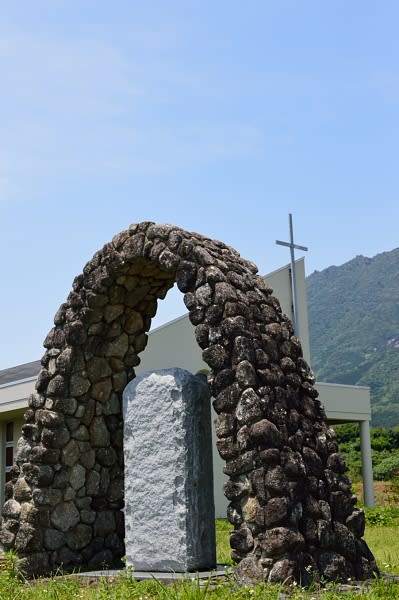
0,259,375,513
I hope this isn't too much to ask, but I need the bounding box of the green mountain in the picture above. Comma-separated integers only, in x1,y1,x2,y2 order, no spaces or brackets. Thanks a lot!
306,247,399,427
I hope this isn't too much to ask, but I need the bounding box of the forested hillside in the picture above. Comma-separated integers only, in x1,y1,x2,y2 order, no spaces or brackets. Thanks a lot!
307,247,399,427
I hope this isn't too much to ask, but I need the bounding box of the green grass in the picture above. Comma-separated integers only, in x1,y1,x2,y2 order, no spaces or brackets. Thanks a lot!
0,517,398,599
365,526,399,575
215,519,233,566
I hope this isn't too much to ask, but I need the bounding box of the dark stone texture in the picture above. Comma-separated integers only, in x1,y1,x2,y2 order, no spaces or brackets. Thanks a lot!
230,526,254,553
346,509,365,538
260,526,305,556
318,551,354,582
234,556,264,586
249,419,282,448
265,496,289,527
334,522,357,561
268,558,296,584
265,466,289,496
224,478,250,502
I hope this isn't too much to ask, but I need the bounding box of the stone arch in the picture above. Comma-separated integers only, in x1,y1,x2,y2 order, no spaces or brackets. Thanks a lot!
0,222,378,583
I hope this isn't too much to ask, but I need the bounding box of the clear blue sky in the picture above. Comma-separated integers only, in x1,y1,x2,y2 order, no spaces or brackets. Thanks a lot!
1,1,398,369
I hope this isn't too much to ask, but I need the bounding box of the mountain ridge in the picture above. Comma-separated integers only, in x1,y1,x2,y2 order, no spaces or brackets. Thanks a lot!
306,246,399,427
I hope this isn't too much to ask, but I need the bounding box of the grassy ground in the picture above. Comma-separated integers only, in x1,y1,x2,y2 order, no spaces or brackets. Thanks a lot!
0,512,398,599
215,518,233,566
365,524,399,575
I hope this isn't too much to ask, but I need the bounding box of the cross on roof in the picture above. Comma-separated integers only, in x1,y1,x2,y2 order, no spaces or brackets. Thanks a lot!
276,213,308,339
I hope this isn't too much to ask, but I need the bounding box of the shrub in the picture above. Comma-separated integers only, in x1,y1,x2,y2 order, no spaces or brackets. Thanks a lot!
373,453,399,481
365,505,399,526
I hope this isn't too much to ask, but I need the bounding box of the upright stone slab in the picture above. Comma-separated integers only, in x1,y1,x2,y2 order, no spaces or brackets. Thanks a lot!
123,368,216,572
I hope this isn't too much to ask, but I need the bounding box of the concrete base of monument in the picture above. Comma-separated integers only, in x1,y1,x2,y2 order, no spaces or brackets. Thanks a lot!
76,564,230,582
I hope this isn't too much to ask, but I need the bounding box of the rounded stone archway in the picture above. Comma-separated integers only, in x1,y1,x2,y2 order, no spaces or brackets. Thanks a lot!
0,222,378,583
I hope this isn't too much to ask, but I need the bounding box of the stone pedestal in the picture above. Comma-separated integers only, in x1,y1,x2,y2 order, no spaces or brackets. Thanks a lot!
123,368,216,572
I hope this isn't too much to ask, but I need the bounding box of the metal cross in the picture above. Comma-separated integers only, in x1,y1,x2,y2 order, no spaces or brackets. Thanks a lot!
276,213,308,339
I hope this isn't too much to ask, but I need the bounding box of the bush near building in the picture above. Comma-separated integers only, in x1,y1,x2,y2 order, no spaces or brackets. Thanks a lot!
335,423,399,481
